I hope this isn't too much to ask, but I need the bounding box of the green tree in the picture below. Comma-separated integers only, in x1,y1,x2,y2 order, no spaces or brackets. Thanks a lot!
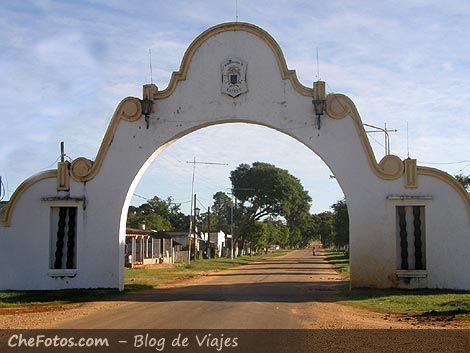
292,212,320,246
210,191,233,234
331,199,349,248
246,221,268,252
317,211,334,247
229,162,312,249
455,173,470,192
127,196,189,231
127,212,172,232
265,220,290,248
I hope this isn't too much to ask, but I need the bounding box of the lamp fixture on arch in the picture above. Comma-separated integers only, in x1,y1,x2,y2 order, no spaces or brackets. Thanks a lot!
312,80,326,129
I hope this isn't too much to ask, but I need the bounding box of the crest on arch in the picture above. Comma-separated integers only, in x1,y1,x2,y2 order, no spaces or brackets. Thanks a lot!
221,57,248,97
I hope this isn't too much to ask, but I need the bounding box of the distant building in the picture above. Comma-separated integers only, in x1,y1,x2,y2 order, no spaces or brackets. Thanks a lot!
125,226,174,267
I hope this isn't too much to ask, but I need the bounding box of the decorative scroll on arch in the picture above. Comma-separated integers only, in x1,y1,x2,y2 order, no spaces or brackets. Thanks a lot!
70,97,142,182
326,93,470,213
326,93,404,180
0,97,143,227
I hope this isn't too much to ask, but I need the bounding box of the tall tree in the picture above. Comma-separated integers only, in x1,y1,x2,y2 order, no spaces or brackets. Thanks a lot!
210,191,233,234
331,199,349,248
265,220,290,248
229,162,312,248
317,211,334,247
246,221,269,252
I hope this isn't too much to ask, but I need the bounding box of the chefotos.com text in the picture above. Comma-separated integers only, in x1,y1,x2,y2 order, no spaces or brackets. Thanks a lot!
7,334,109,348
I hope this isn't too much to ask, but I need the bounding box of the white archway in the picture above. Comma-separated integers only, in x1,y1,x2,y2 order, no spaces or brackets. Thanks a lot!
1,22,469,291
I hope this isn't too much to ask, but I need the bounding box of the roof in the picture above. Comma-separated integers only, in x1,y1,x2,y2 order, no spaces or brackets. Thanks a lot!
163,232,190,237
163,232,206,241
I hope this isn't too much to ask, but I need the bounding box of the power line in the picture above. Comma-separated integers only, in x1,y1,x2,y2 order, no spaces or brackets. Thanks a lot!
419,159,470,165
132,193,148,201
186,160,229,166
42,156,61,170
196,197,207,210
132,193,190,205
457,162,470,173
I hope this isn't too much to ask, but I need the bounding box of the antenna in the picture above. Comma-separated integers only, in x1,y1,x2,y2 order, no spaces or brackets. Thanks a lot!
364,123,398,156
235,0,239,22
149,48,153,84
406,121,410,158
316,47,320,80
60,141,65,163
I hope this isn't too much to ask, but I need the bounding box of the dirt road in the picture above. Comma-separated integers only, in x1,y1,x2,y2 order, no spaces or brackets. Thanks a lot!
2,250,468,352
53,249,407,329
2,249,468,330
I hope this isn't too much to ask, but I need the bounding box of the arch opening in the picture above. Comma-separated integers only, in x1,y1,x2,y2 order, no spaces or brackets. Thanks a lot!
118,120,349,289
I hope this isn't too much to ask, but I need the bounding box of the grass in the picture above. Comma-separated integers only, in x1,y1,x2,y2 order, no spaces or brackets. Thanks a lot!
0,289,119,308
0,250,290,307
342,289,470,318
125,250,290,290
323,249,470,318
322,249,350,279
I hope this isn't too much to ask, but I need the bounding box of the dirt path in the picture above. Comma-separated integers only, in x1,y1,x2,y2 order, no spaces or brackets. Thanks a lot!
0,249,468,329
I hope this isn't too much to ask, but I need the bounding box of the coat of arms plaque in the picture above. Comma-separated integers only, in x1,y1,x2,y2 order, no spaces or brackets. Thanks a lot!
221,58,247,97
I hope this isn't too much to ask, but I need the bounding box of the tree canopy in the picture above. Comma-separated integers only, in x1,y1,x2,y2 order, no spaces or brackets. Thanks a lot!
126,162,350,254
331,199,349,248
230,162,311,221
229,162,312,248
209,191,232,234
127,196,189,232
455,173,470,192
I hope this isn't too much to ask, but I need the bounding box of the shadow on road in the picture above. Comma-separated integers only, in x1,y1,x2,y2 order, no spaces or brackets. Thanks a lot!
121,280,348,303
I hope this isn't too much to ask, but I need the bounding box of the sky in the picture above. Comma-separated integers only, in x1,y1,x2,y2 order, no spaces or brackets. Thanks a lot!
0,0,469,215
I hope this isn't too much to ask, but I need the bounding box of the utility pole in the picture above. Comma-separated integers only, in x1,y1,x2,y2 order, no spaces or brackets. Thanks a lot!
193,193,199,260
207,206,211,234
207,206,211,258
186,157,228,264
230,195,234,259
187,157,196,265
